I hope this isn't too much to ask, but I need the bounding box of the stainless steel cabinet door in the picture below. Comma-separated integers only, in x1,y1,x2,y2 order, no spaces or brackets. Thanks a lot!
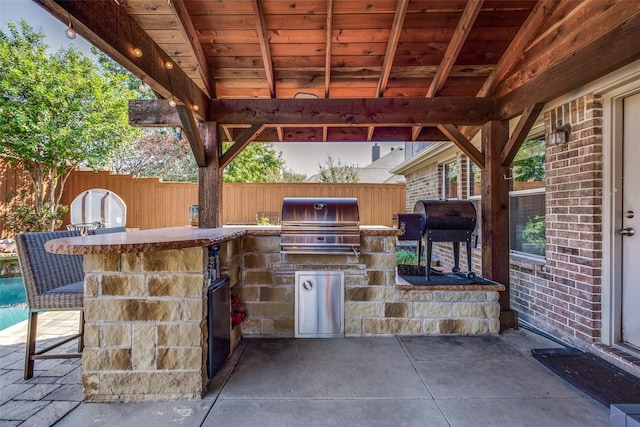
295,271,344,338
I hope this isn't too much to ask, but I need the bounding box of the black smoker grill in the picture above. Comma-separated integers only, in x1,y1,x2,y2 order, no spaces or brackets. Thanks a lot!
398,200,477,280
281,198,360,255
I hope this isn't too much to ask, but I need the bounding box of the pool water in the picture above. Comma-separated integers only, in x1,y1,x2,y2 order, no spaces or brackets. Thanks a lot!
0,277,28,331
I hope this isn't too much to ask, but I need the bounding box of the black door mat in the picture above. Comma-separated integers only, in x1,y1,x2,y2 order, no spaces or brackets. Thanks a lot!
532,347,640,406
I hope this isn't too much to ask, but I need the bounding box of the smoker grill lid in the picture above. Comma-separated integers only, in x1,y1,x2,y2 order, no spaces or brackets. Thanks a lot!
413,200,476,232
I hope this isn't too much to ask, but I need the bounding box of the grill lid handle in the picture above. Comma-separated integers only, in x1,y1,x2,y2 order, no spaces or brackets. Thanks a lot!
313,203,327,210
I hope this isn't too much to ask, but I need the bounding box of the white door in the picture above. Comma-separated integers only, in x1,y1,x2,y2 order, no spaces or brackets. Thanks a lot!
621,92,640,348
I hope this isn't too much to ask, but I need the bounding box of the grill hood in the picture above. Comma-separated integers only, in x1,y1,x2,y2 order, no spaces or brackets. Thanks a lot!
281,198,360,255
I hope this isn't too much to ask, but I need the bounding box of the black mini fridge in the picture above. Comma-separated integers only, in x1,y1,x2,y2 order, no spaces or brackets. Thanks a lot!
207,276,230,379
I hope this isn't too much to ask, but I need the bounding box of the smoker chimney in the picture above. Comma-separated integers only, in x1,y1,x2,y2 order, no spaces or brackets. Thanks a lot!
372,143,380,162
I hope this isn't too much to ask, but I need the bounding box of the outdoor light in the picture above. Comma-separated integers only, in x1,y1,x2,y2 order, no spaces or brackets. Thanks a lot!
192,104,200,112
133,48,143,58
550,123,571,145
65,21,76,39
138,82,148,92
168,96,177,107
165,61,174,70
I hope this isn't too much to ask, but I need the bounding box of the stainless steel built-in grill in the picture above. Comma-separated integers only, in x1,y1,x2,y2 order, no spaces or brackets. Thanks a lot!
398,200,477,280
281,197,360,255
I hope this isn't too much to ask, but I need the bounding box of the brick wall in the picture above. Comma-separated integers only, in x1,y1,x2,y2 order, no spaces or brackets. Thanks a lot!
512,94,603,344
405,163,439,212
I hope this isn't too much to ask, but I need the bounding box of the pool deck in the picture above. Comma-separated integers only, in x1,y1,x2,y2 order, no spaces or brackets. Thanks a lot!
0,311,611,426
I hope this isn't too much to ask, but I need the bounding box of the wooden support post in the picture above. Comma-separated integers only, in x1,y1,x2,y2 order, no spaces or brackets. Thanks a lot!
198,122,222,228
480,120,518,330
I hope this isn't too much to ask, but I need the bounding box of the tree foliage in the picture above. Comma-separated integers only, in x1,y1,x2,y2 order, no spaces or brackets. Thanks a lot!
317,155,359,183
0,20,140,231
110,129,198,182
512,138,545,182
223,143,287,183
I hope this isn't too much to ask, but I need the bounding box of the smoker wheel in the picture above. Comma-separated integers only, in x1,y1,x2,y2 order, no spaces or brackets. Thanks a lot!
451,266,460,273
466,272,476,280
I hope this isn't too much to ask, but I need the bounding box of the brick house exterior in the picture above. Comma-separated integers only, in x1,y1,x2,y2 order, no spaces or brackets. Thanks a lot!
392,61,640,375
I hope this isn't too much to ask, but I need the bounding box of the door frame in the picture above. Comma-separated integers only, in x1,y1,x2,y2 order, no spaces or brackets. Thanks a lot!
602,81,640,348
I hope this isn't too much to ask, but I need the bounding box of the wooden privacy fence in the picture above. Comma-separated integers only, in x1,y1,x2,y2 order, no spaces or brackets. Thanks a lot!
1,167,406,237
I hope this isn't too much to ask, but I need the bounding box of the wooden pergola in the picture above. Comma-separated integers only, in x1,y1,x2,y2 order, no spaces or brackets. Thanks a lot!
34,0,640,326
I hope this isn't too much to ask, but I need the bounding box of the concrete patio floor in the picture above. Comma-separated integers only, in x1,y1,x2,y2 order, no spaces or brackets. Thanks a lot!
0,311,610,426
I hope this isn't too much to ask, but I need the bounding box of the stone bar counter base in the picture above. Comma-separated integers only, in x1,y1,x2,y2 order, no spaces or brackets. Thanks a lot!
46,226,502,402
82,248,208,401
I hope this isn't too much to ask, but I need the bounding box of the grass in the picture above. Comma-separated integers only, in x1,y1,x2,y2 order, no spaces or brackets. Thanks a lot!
396,249,418,265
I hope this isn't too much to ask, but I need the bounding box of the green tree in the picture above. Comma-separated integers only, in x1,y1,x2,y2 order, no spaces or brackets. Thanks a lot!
0,20,140,231
223,143,285,183
512,138,545,182
317,155,359,183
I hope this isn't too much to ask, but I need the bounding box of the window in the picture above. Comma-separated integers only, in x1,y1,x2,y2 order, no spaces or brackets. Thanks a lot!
443,160,458,199
509,138,546,257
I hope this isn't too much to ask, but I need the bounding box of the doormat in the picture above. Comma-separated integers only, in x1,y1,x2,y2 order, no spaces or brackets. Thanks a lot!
532,347,640,406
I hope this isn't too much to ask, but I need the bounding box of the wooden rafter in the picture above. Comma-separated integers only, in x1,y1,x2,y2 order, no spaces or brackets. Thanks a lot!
376,0,408,98
276,127,284,142
477,0,557,98
175,105,206,167
167,0,214,98
252,0,275,98
426,0,484,97
497,9,640,119
220,124,265,169
437,124,485,169
501,103,545,167
34,0,209,120
324,0,334,98
367,126,375,141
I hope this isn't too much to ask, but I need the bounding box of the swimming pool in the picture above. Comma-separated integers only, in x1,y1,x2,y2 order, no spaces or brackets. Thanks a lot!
0,277,28,331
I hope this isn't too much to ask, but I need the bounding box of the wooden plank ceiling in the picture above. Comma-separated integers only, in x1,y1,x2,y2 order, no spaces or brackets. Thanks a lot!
35,0,640,144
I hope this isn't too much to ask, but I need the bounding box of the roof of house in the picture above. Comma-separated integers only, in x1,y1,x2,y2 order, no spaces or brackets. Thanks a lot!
307,146,406,183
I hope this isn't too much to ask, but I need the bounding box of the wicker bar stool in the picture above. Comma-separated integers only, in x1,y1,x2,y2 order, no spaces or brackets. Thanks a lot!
15,230,85,380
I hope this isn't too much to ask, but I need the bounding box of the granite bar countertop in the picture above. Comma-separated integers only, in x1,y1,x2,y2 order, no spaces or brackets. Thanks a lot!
45,225,401,255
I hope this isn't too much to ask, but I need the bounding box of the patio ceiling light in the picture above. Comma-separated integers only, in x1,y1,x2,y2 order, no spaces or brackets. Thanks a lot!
133,48,143,58
65,21,76,39
168,96,177,107
165,61,174,70
192,104,200,112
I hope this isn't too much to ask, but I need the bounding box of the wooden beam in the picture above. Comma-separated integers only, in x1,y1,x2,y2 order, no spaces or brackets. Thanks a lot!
167,0,214,98
252,0,275,98
376,0,408,98
129,99,182,127
437,124,484,169
477,0,557,98
210,97,495,125
426,0,484,97
198,122,222,228
276,126,284,142
34,0,209,121
496,7,640,119
175,105,206,167
411,126,422,141
219,124,265,169
480,120,513,327
501,103,545,167
367,126,375,141
324,0,333,98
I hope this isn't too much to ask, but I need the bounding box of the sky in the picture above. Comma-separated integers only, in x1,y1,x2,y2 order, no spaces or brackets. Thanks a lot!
0,0,403,176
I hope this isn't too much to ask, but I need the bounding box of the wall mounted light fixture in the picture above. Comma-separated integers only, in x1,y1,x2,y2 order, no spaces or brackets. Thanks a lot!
550,123,571,145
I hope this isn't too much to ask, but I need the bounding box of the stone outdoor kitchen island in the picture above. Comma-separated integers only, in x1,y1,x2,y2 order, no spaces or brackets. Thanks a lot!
46,226,503,402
